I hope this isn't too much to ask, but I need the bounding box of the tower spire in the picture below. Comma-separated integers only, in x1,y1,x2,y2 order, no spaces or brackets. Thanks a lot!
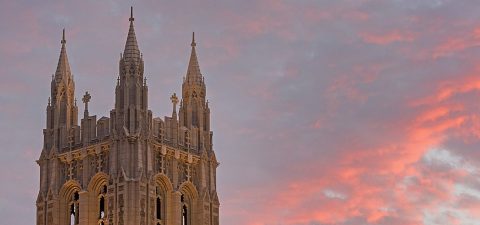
185,32,202,84
46,28,78,147
55,28,72,81
114,7,148,133
180,32,207,130
123,6,140,62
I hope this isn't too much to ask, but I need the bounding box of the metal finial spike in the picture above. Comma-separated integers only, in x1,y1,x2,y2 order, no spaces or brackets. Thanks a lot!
61,28,66,44
191,32,196,47
129,6,134,21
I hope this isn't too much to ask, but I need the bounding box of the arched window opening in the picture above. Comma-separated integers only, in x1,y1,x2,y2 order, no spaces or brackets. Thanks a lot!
98,185,107,221
99,196,105,219
70,203,75,225
156,186,164,223
156,196,162,220
182,205,188,225
192,100,198,127
181,194,188,225
70,191,79,225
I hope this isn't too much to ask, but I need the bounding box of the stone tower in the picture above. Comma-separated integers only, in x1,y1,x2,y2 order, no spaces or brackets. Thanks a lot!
36,8,220,225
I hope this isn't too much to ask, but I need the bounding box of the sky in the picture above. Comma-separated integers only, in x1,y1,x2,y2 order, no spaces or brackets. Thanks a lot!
2,0,480,224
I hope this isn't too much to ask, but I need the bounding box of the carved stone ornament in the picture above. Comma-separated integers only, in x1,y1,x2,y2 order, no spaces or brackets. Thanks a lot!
161,145,167,155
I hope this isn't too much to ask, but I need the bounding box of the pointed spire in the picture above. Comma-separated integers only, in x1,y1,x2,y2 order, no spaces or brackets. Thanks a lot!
186,32,202,84
55,28,72,82
123,6,140,62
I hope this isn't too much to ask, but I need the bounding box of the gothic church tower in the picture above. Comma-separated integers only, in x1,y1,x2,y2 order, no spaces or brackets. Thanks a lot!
36,8,220,225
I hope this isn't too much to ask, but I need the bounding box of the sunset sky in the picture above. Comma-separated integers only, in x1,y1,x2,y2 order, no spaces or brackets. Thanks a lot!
2,0,480,224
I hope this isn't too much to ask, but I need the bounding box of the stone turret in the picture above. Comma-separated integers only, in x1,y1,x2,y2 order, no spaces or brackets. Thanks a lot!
112,6,151,136
178,32,212,152
44,29,80,152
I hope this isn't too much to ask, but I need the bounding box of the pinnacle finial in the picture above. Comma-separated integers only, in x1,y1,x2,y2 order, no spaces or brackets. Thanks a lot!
171,93,179,116
82,91,91,117
191,32,196,47
82,91,91,104
129,6,134,21
171,93,179,105
61,28,66,44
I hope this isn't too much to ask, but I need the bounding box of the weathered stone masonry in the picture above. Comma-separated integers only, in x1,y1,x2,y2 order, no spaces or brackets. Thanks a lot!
36,8,220,225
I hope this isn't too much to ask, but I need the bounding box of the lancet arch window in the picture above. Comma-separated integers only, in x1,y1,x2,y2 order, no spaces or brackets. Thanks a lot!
69,192,80,225
192,99,198,127
181,194,189,225
156,186,164,225
98,185,107,224
159,126,165,143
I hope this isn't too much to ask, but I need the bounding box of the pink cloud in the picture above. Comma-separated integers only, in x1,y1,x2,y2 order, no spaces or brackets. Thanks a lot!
432,27,480,58
360,30,415,45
